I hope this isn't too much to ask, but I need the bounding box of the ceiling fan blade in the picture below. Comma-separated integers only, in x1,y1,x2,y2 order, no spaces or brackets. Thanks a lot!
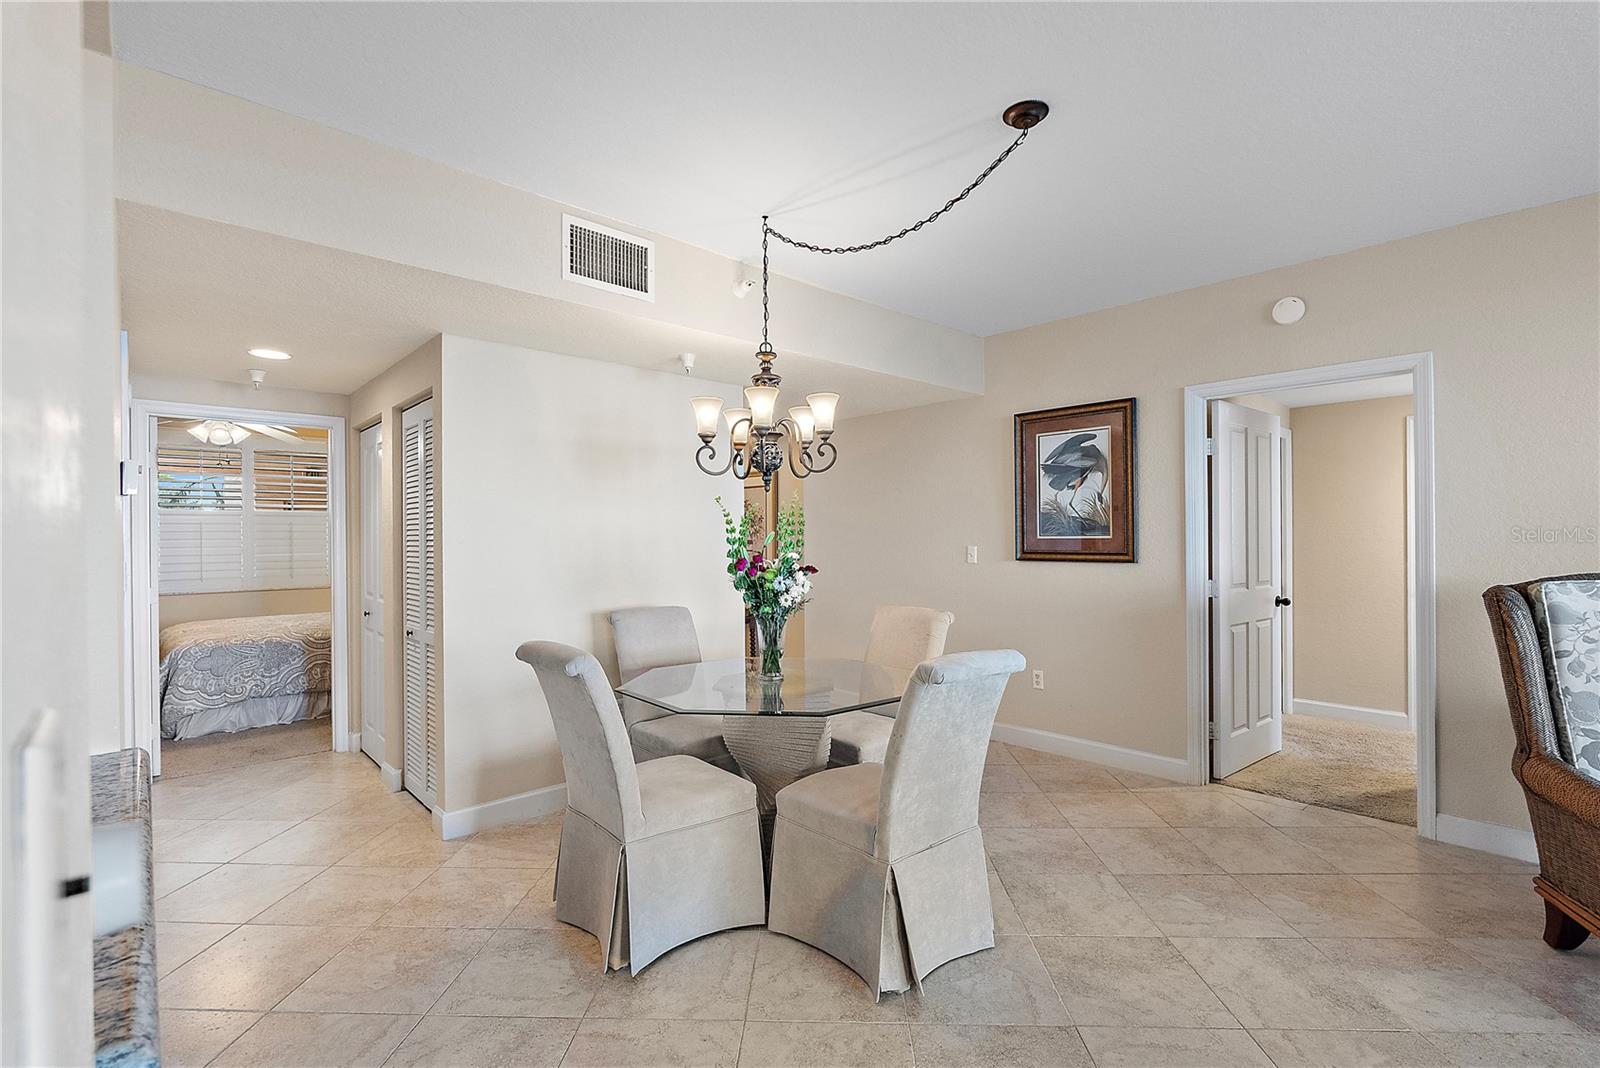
239,422,304,445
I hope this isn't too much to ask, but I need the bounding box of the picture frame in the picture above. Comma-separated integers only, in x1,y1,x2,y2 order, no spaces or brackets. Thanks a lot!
1015,397,1137,562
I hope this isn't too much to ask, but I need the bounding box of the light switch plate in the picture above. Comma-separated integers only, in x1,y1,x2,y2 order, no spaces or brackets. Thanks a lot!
966,545,979,564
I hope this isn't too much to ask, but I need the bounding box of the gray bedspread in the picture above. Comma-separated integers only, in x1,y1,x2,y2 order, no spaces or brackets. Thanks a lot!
158,612,332,739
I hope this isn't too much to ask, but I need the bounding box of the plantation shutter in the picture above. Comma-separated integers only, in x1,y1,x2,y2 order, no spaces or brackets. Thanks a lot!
253,450,331,587
156,446,245,593
401,401,440,806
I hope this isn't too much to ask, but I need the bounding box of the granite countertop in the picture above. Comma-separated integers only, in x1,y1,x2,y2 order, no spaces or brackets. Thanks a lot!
91,749,158,1068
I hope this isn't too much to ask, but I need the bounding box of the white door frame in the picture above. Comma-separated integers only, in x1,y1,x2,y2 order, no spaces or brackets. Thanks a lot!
1183,352,1436,838
127,398,351,774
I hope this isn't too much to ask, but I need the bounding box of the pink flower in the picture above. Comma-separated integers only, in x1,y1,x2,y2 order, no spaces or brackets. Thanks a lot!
735,557,749,572
801,564,819,574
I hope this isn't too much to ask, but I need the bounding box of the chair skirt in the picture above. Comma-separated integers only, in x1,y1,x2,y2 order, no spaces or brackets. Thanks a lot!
767,818,994,997
554,806,766,974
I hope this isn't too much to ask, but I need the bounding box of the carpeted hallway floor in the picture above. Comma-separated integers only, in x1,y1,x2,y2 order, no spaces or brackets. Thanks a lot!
158,716,331,781
1220,714,1417,825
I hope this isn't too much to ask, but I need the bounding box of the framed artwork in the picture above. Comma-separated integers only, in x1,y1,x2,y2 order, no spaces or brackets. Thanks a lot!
1015,397,1136,562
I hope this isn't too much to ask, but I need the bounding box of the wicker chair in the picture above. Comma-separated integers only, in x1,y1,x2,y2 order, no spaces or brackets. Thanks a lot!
1483,573,1600,951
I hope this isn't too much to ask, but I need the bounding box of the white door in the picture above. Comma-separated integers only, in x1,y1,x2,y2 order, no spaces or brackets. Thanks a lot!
358,423,386,765
1210,400,1285,777
400,400,440,808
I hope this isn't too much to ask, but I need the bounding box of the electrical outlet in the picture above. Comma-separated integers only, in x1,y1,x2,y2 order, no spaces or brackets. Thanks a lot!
1032,670,1045,690
966,545,979,564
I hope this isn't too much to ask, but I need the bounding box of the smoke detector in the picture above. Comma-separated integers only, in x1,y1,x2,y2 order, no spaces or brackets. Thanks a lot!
1271,296,1307,325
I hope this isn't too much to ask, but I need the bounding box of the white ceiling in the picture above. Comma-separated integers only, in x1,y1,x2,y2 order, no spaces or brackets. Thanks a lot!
111,2,1598,337
1249,374,1413,410
118,202,974,413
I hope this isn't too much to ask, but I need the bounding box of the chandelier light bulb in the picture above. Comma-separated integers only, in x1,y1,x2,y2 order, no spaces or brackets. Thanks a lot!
788,405,816,444
724,408,752,448
690,395,724,439
745,386,779,430
805,393,839,436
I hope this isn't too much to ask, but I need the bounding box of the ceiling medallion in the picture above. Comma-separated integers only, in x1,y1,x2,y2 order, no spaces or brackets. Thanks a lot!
692,100,1050,490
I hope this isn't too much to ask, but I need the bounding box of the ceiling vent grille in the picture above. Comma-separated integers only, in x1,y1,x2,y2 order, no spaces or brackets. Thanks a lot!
562,214,655,301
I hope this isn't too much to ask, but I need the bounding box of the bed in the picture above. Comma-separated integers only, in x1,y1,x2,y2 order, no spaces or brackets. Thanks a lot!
158,612,333,740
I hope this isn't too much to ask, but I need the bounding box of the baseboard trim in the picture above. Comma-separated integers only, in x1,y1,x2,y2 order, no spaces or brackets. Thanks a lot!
1292,698,1412,732
990,722,1192,784
1435,813,1538,863
378,761,403,792
435,782,568,840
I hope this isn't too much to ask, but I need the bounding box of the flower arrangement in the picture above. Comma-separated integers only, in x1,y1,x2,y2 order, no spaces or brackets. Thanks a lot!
718,495,818,678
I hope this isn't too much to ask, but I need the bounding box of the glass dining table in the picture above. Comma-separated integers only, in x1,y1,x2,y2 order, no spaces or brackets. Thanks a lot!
616,656,908,854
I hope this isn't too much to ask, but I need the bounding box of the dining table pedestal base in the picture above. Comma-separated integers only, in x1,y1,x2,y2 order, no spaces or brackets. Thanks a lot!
721,715,834,867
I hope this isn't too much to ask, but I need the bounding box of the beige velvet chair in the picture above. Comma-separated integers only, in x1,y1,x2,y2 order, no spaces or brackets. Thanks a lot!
516,641,766,974
768,649,1024,996
828,606,956,767
608,606,738,772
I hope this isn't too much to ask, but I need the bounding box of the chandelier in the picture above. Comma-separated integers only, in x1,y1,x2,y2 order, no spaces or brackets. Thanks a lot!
692,100,1050,490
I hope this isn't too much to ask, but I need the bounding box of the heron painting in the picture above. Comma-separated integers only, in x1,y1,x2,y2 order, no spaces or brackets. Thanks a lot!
1015,398,1136,562
1037,427,1112,538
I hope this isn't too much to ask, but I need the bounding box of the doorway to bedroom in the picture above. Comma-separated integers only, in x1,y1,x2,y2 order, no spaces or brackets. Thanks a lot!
129,401,351,780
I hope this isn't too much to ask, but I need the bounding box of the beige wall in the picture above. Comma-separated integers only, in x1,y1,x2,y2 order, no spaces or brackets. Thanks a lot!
807,196,1600,833
437,336,744,812
159,587,332,629
1289,396,1413,714
346,336,443,781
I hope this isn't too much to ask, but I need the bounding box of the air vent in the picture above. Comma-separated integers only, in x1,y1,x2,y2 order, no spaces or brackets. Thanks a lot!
562,214,655,301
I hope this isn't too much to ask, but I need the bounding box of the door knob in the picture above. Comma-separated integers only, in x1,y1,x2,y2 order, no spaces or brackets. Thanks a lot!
363,610,371,618
1275,596,1292,608
405,628,415,637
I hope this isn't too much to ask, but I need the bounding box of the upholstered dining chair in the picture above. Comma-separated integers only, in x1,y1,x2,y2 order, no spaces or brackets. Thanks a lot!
608,606,738,772
828,605,956,767
1484,574,1600,951
768,649,1024,996
516,641,765,973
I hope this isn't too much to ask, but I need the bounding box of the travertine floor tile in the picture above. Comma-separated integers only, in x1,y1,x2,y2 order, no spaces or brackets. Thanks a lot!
1176,827,1339,874
909,1024,1091,1068
157,1009,260,1068
217,782,366,821
153,861,218,899
1283,828,1456,874
564,1018,744,1068
445,817,563,868
1172,937,1404,1030
251,865,433,926
979,794,1071,828
1449,936,1600,1030
1035,936,1234,1027
377,865,539,928
1117,875,1296,937
155,863,324,923
1238,874,1433,937
278,926,491,1014
159,923,362,1010
312,788,433,824
385,1015,577,1067
1020,764,1126,792
907,935,1070,1025
985,741,1017,765
746,932,906,1022
232,818,391,865
737,1022,912,1068
209,1011,418,1067
1002,871,1160,936
988,873,1026,934
155,921,237,978
155,819,298,864
983,827,1105,881
1077,828,1223,875
433,927,602,1017
1418,1032,1600,1066
337,821,465,867
1048,791,1166,828
1134,788,1267,828
1247,1028,1451,1067
1076,1026,1272,1067
586,929,759,1021
1311,937,1582,1033
1355,873,1547,938
500,867,561,929
980,765,1042,794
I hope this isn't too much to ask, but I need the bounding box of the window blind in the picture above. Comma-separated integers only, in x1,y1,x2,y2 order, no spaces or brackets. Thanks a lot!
156,442,330,594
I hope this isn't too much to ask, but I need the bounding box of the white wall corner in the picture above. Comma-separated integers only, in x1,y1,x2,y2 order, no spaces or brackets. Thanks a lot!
1433,813,1539,863
989,723,1192,784
435,782,568,840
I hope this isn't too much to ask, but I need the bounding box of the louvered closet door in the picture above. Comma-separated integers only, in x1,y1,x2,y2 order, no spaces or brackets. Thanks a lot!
401,400,440,808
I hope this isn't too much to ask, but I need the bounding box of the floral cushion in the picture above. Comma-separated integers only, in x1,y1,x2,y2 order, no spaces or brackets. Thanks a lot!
1529,579,1600,783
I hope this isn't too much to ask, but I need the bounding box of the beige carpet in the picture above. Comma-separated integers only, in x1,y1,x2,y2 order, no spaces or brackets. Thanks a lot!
1221,714,1417,825
159,717,330,781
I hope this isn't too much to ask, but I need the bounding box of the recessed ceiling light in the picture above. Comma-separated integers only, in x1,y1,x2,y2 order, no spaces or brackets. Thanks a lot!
247,348,292,360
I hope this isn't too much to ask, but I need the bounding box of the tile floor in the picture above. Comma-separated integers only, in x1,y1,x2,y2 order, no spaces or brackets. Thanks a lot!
152,741,1600,1067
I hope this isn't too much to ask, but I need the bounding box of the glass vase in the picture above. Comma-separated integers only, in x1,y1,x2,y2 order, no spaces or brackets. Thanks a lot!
755,612,787,681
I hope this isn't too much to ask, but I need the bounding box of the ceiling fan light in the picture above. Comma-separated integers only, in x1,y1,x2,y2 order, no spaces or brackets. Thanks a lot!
247,348,292,361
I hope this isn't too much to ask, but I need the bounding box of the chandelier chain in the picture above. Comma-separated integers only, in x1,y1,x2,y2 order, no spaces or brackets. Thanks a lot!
761,216,771,348
762,128,1029,256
